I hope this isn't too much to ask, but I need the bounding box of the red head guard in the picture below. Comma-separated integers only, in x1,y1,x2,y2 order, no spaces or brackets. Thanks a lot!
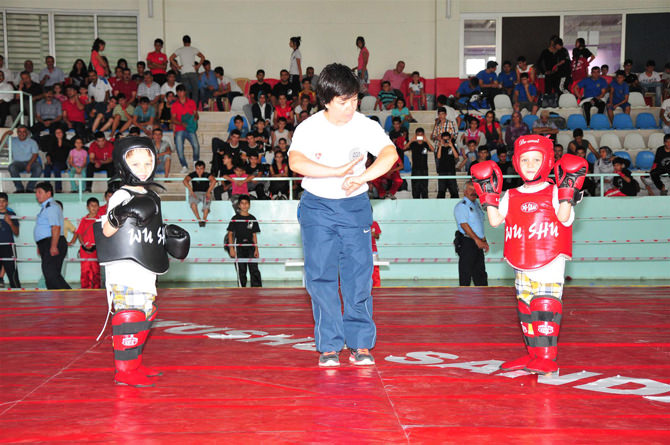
513,135,555,184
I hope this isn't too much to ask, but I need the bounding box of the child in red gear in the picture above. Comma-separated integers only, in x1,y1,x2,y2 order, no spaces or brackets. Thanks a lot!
75,197,101,289
471,134,587,375
371,220,381,287
371,157,403,199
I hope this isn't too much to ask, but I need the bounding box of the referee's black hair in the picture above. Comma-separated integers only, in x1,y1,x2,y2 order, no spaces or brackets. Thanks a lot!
316,63,360,107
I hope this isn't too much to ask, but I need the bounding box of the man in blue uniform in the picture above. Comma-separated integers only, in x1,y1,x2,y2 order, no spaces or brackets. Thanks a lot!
453,180,489,286
34,182,70,289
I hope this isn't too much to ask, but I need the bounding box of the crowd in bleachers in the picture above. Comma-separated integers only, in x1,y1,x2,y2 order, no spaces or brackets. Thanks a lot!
2,32,670,200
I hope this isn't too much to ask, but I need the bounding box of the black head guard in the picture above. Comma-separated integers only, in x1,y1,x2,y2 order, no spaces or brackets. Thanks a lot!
112,136,163,188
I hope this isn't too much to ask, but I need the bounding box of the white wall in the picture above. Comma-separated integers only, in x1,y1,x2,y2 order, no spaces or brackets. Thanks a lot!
3,0,670,80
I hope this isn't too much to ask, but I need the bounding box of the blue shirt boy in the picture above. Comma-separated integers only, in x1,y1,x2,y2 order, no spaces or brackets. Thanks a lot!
577,77,609,99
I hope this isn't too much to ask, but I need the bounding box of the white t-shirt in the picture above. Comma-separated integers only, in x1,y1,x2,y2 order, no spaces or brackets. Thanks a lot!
638,71,662,85
288,110,393,199
289,49,302,75
219,76,243,93
173,46,201,74
0,67,13,85
0,81,13,102
408,81,424,94
87,79,112,102
100,188,158,295
661,98,670,122
498,182,574,283
160,81,180,96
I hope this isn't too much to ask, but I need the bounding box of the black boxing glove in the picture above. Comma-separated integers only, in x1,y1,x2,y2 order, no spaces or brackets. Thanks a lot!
108,195,158,228
165,224,190,259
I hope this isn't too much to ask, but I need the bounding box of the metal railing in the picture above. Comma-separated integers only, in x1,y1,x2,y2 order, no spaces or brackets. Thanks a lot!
0,90,35,167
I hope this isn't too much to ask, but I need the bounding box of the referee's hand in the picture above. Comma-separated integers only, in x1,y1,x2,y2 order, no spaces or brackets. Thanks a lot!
342,175,365,196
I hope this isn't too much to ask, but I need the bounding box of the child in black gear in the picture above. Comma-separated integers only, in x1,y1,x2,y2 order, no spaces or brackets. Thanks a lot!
226,195,262,287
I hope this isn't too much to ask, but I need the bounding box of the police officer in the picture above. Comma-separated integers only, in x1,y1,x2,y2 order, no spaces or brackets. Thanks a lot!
453,180,489,286
34,182,70,289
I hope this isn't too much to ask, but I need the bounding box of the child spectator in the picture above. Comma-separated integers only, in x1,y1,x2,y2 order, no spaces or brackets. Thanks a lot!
252,119,271,153
389,117,408,151
371,219,381,287
269,150,290,199
225,164,252,208
460,117,481,147
294,94,314,121
183,160,215,227
574,146,596,196
245,153,269,199
457,140,479,172
213,152,235,200
607,70,631,123
273,94,294,130
67,136,88,192
513,73,538,115
497,61,517,96
468,145,490,175
91,96,118,133
152,128,173,178
606,157,638,196
375,81,396,110
567,128,598,157
392,97,414,130
111,93,135,135
408,71,427,110
593,146,614,195
158,91,176,130
75,197,101,289
299,79,316,105
271,117,291,147
231,115,249,138
226,195,262,287
436,132,459,198
370,154,403,199
0,192,20,288
646,134,670,196
132,97,156,137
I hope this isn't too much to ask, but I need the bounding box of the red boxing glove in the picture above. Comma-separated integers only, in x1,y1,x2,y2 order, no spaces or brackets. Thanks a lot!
554,154,588,205
471,161,503,209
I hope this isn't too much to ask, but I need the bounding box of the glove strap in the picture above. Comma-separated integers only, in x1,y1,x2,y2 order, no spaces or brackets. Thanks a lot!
480,193,499,209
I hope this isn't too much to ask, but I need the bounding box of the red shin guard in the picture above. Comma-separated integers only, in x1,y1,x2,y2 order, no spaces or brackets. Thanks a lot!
525,297,562,375
136,304,163,378
500,299,535,371
112,309,155,387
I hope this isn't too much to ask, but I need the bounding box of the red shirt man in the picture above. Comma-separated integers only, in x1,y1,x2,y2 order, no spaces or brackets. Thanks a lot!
89,137,114,163
113,70,138,103
171,90,197,132
62,88,85,124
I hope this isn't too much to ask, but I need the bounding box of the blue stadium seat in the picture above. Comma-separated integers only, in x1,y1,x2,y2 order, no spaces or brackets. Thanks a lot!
589,113,611,130
459,115,466,130
523,115,538,128
586,152,597,164
635,151,655,170
612,114,634,130
567,114,587,130
635,113,658,129
491,152,499,162
227,115,250,133
401,154,411,173
500,114,512,126
384,115,393,133
614,151,632,164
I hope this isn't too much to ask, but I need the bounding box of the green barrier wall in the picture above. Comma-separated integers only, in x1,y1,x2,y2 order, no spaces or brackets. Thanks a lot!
6,196,670,286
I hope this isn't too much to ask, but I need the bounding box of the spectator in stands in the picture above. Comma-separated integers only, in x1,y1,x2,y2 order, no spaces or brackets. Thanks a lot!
152,127,173,178
532,110,559,140
90,38,109,78
455,77,483,109
33,182,70,289
116,58,129,71
249,69,272,103
147,38,168,85
354,36,370,91
132,61,146,83
607,157,638,197
271,70,295,106
479,110,504,153
109,66,124,89
381,61,408,98
62,85,86,137
570,38,595,86
244,133,261,158
170,35,205,105
288,36,303,91
252,119,271,152
375,81,396,111
593,146,614,195
198,60,218,109
74,197,101,289
273,94,294,130
468,145,490,175
0,55,13,87
294,94,315,121
567,128,598,157
184,160,215,226
171,84,200,172
84,131,114,192
226,195,262,287
245,152,269,199
112,68,138,104
41,127,71,193
392,97,413,130
213,67,244,111
575,146,597,196
436,131,459,199
457,139,478,172
513,72,538,115
298,79,316,105
4,126,41,193
607,70,631,123
660,94,670,134
87,69,112,120
504,111,530,148
515,56,536,84
496,147,518,191
304,66,316,85
554,143,564,162
51,83,66,103
431,107,458,148
638,60,663,107
0,71,12,126
573,66,608,126
90,96,117,133
537,37,560,94
231,115,249,139
647,134,670,196
11,71,43,120
16,60,39,84
32,88,64,139
497,61,517,96
132,96,156,136
110,93,135,135
407,71,427,110
476,61,502,107
371,153,403,200
137,72,161,109
252,92,272,125
389,117,408,153
226,164,254,206
601,65,613,84
39,56,65,88
67,136,87,192
269,150,290,199
159,70,179,102
460,117,482,147
213,152,235,200
622,59,642,93
661,62,670,99
271,117,291,147
404,127,432,199
0,192,20,288
553,38,572,92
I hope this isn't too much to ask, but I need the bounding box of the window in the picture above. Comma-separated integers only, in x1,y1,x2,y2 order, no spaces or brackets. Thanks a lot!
6,13,49,74
563,14,622,71
97,15,138,70
54,15,95,75
463,19,497,77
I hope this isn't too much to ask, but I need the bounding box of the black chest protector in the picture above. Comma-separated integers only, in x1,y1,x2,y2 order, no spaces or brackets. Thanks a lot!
94,189,169,274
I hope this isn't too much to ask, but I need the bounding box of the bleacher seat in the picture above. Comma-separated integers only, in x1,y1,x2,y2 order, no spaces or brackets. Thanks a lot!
587,152,597,164
500,114,512,126
589,114,611,130
494,95,512,110
567,114,587,130
648,132,665,149
491,152,499,162
401,154,411,173
558,93,578,108
227,115,250,132
634,151,654,170
635,113,658,129
384,115,393,133
360,95,377,112
600,133,622,150
523,115,538,128
614,151,632,164
584,133,599,149
613,114,634,130
623,133,645,151
230,96,249,112
458,115,466,130
557,132,572,148
628,92,646,107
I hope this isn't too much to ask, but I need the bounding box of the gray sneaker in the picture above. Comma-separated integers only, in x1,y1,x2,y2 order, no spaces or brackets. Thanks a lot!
349,349,375,366
319,352,340,367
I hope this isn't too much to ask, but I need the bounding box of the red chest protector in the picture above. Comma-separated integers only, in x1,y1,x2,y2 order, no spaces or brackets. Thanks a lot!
503,185,572,270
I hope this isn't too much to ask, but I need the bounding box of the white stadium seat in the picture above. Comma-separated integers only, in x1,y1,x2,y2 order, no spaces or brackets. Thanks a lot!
558,93,578,108
623,133,646,151
599,132,622,150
